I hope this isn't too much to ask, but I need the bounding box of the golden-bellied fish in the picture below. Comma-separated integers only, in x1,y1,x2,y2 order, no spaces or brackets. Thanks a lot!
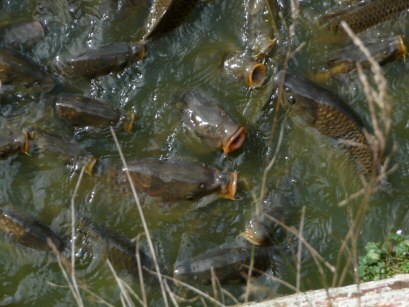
320,0,409,37
274,70,375,177
0,207,64,252
56,42,145,79
312,35,407,83
112,159,238,201
0,48,54,94
173,238,271,284
54,95,135,132
182,92,247,155
143,0,199,39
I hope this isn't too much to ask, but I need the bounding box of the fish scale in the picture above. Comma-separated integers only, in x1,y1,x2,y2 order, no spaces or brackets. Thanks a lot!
324,0,409,35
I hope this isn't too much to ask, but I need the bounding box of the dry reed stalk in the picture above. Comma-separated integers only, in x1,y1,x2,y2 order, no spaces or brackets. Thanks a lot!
106,259,140,307
144,268,226,307
331,21,395,291
296,206,306,292
133,234,147,306
244,245,256,303
110,126,169,307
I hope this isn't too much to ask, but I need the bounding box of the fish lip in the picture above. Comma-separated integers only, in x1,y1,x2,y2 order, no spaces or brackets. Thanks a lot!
398,35,408,61
223,127,247,155
245,62,267,88
224,171,238,200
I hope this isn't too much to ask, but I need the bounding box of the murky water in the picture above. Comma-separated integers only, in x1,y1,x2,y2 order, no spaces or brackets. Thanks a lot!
1,0,409,305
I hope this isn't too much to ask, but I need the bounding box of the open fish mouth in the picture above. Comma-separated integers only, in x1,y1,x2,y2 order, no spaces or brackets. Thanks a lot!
223,127,247,155
245,62,267,88
223,171,238,200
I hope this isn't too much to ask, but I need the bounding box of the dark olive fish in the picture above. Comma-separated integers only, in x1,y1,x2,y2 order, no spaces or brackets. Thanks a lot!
113,159,238,201
0,20,44,49
143,0,199,39
54,95,135,132
24,129,97,175
56,42,146,78
0,207,64,252
76,218,152,276
320,0,409,36
312,35,407,83
0,133,25,158
182,92,247,155
0,48,54,94
274,70,374,176
173,239,271,284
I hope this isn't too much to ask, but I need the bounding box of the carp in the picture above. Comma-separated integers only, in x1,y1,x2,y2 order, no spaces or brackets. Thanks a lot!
182,92,247,155
54,95,135,132
56,42,146,78
112,159,238,201
274,70,375,177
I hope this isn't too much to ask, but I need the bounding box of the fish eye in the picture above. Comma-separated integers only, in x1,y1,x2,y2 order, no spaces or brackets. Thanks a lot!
288,96,296,105
199,183,206,190
284,86,290,93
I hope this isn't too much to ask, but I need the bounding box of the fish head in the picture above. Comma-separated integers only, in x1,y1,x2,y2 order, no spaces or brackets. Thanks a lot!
216,171,238,199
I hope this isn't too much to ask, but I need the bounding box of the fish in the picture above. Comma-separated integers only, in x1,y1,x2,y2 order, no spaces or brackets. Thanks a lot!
274,70,375,177
242,213,286,246
173,239,271,284
312,35,407,83
23,128,97,175
112,159,238,201
54,95,135,132
56,42,146,78
0,19,45,49
0,48,55,94
143,0,199,39
0,133,25,159
224,55,267,88
182,92,247,155
75,217,153,276
319,0,409,37
0,207,64,252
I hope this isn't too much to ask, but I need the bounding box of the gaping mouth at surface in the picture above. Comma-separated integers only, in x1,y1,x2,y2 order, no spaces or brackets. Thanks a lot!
223,127,247,155
223,171,238,200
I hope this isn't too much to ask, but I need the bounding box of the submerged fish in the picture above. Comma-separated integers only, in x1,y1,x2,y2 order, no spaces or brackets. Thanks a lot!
54,95,135,132
112,159,238,201
182,92,247,155
23,129,97,175
56,42,146,78
0,48,54,94
173,239,271,284
143,0,199,39
320,0,409,36
0,207,64,252
312,35,407,82
0,133,25,158
274,70,375,177
0,19,45,49
75,218,152,276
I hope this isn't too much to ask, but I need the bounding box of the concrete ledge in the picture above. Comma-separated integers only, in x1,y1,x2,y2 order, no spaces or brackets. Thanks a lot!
244,274,409,306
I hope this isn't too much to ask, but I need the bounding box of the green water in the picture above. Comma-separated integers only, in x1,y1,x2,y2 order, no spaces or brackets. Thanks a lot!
1,0,409,305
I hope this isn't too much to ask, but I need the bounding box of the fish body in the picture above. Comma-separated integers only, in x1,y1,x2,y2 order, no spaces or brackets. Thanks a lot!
24,129,96,174
0,48,54,94
320,0,409,35
173,239,271,284
0,133,25,158
274,70,374,176
0,20,44,49
144,0,199,39
0,208,64,252
76,218,152,275
114,159,238,201
313,35,407,82
54,95,135,132
182,92,246,155
57,42,145,78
